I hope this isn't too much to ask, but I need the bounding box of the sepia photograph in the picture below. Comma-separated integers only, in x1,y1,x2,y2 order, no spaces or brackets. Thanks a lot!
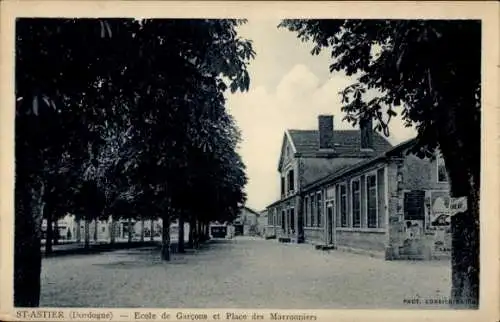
1,1,499,321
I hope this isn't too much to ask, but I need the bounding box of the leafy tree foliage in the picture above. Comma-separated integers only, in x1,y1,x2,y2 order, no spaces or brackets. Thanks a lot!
15,18,253,307
280,19,480,308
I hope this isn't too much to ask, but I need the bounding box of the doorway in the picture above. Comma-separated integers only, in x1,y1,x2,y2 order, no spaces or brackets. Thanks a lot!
326,201,334,245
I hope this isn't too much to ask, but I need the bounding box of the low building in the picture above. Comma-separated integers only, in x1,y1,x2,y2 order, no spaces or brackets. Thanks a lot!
266,114,452,260
42,215,164,242
233,206,261,236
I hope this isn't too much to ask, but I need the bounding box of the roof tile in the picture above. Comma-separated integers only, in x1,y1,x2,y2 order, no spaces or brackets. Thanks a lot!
288,129,392,156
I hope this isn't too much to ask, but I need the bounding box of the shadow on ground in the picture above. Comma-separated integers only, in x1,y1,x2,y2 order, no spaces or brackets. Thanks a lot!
92,239,235,269
43,241,167,258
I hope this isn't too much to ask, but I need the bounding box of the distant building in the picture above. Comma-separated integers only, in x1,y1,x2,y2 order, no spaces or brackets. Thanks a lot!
257,209,268,237
42,215,165,242
266,114,451,260
233,206,261,236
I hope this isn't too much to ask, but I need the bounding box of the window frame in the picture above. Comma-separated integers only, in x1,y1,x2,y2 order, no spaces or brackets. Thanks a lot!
310,193,316,227
288,169,295,192
339,183,348,228
317,191,323,228
365,171,379,228
350,177,362,228
304,196,310,227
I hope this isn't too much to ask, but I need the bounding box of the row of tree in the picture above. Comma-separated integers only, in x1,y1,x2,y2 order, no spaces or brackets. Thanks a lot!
15,18,255,307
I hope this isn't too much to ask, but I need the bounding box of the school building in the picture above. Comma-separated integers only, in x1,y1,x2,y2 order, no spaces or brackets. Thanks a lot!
265,115,452,260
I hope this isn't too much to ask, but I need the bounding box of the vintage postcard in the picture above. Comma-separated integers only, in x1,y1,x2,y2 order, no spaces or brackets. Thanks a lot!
1,1,499,322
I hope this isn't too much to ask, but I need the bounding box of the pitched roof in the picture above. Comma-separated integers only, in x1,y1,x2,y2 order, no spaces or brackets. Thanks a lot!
287,129,393,157
302,137,417,192
242,206,260,217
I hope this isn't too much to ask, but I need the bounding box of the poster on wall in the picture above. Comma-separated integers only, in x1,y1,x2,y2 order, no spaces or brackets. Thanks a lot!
429,191,452,252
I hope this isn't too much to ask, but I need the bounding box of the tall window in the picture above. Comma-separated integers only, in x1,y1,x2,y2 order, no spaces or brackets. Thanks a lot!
281,210,285,230
326,187,335,200
366,174,378,228
304,196,310,227
311,194,316,227
351,179,361,228
340,184,348,227
288,169,295,192
280,177,285,196
437,154,448,183
290,208,295,233
317,192,323,227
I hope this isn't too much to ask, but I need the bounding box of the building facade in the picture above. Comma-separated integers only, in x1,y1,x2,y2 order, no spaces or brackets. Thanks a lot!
265,115,392,243
233,206,261,236
258,209,268,237
266,115,452,260
42,215,165,242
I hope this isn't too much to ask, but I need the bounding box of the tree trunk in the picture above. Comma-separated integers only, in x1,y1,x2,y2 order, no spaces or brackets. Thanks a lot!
93,219,98,242
150,219,154,241
76,218,81,243
127,217,132,243
161,214,171,261
436,102,480,309
14,180,44,307
45,206,53,255
197,220,203,243
187,216,195,249
177,212,185,253
53,218,59,245
140,216,145,242
84,219,90,249
204,222,210,240
449,175,480,309
109,216,115,244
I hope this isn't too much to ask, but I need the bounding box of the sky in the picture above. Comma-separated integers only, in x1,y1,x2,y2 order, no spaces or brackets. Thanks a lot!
225,19,417,211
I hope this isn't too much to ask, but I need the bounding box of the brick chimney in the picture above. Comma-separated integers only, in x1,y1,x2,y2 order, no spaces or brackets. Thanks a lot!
318,115,335,150
360,116,374,150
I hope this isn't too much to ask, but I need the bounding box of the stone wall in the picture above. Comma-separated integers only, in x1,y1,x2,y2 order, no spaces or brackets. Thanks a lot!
303,227,325,244
385,152,452,260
